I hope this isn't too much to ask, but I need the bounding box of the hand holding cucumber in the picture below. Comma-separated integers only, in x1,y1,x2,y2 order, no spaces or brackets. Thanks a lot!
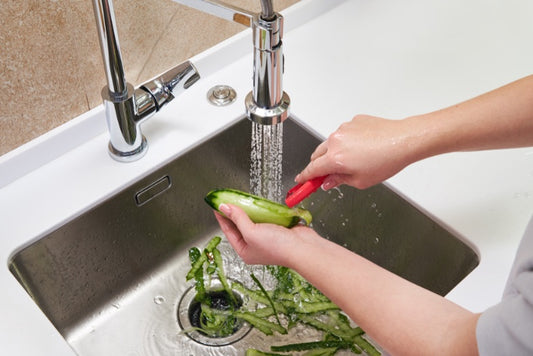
204,188,319,266
213,202,321,266
205,189,312,228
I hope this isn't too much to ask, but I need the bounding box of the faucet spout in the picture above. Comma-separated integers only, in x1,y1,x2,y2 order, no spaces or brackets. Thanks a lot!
92,0,200,162
173,0,290,125
92,0,127,97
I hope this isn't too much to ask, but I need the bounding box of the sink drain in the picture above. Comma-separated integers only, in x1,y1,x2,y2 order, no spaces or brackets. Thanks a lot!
177,281,251,346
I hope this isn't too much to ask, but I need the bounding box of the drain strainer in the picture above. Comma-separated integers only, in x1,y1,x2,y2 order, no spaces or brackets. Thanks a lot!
177,281,251,346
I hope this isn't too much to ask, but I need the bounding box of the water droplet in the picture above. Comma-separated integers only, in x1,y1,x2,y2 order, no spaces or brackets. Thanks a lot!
374,236,380,244
333,187,344,199
370,202,377,209
154,295,165,305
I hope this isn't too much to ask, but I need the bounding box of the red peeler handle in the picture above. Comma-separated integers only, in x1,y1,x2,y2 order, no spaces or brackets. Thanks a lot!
285,175,327,208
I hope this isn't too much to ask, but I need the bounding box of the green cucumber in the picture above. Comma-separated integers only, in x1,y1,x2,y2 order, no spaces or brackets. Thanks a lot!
205,189,312,228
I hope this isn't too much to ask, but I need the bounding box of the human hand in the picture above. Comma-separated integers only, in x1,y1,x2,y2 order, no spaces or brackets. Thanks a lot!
296,115,419,190
214,203,319,267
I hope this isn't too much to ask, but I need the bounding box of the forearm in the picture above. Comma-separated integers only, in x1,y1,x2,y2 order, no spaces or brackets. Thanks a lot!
407,75,533,161
287,234,479,356
217,204,480,354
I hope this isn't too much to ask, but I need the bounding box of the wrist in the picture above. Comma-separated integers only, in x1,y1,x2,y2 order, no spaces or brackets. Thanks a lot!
401,113,452,163
280,227,328,270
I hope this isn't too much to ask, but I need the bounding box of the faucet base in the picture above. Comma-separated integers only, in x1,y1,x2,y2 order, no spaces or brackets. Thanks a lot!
108,135,148,162
245,91,290,125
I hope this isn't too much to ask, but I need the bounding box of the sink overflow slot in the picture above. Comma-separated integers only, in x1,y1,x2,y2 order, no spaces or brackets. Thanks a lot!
134,175,172,206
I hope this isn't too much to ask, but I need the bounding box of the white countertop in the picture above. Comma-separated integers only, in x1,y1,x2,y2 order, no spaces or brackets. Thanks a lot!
2,0,533,354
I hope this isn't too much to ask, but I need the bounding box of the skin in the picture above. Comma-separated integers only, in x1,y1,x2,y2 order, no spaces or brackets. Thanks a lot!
215,207,479,355
296,75,533,190
214,75,533,355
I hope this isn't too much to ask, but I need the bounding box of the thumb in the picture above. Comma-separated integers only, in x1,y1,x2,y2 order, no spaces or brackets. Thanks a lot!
219,203,255,232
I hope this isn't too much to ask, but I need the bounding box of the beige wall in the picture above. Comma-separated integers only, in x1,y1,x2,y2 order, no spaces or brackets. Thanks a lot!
0,0,298,156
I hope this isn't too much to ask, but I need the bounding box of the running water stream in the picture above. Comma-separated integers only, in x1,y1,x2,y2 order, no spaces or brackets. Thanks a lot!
243,121,284,287
249,122,284,203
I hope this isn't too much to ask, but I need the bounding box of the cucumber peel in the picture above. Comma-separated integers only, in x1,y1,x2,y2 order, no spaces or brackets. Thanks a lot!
205,189,312,228
184,237,381,356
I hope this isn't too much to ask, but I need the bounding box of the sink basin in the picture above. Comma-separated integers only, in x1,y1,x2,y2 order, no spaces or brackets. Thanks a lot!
9,116,479,355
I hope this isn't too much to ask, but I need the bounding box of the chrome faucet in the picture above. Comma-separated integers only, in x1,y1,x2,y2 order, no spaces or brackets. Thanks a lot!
174,0,290,125
92,0,289,162
92,0,200,162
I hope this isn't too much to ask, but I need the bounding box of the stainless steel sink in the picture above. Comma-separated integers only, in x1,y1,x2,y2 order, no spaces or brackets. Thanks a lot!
8,116,479,355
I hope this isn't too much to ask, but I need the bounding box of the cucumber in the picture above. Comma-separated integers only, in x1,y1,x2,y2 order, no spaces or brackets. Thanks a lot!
205,189,312,228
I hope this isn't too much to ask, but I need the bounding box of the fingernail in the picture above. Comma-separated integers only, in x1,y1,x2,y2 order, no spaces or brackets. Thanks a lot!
219,203,231,216
322,180,335,191
294,174,301,182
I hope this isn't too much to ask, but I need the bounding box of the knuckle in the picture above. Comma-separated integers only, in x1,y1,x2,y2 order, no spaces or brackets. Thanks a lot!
331,152,345,169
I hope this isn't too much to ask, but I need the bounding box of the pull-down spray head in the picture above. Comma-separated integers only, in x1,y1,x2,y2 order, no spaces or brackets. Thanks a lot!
245,12,290,125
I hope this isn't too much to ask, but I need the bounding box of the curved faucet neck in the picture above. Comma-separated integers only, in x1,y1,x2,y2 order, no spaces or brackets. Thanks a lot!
259,0,275,20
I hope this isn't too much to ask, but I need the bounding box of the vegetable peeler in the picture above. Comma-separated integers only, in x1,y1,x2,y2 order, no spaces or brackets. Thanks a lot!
285,176,327,208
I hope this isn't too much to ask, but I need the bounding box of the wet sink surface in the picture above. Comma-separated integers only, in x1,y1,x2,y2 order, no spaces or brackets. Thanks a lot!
9,116,479,355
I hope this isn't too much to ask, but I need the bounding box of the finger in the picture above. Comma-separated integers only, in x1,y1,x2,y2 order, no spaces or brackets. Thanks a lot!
296,153,338,183
214,211,248,255
214,210,236,234
324,173,363,190
294,141,327,183
218,203,256,236
310,141,328,161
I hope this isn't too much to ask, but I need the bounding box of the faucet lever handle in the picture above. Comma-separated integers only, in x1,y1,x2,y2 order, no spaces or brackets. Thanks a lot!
140,61,200,110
